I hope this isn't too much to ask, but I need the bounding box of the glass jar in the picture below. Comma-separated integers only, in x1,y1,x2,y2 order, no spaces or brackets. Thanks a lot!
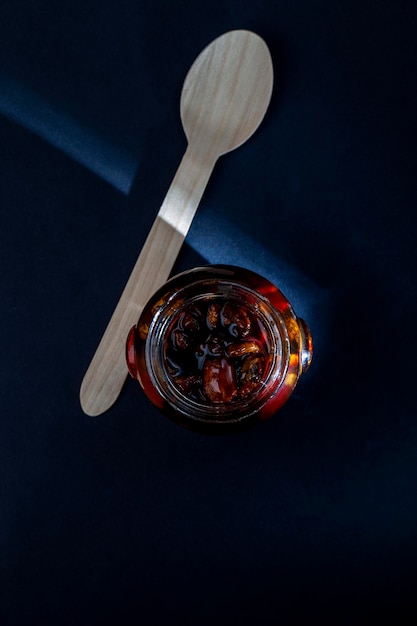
126,265,312,433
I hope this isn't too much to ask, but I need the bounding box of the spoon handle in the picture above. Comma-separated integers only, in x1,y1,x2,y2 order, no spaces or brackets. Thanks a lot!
80,144,217,416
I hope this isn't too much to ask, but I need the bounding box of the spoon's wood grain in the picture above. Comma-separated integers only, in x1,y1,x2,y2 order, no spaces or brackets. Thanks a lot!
80,146,216,416
80,30,273,416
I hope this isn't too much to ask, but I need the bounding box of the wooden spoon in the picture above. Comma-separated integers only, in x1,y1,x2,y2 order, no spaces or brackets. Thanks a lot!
80,29,274,416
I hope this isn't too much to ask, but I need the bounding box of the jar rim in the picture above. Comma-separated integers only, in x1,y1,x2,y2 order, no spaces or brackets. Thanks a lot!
144,277,290,424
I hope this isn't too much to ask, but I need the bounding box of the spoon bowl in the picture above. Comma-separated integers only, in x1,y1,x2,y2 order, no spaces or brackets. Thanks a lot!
181,30,273,156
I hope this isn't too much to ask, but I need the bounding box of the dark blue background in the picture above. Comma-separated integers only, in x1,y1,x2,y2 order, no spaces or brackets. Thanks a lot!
1,1,416,624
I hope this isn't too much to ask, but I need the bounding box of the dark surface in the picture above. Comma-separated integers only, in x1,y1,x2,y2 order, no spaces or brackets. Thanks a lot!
1,1,416,624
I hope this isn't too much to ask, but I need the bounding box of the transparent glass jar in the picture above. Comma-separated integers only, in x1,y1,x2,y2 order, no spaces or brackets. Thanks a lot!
126,265,312,433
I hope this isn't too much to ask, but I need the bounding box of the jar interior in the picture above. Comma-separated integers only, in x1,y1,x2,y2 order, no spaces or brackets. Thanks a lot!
145,279,290,424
